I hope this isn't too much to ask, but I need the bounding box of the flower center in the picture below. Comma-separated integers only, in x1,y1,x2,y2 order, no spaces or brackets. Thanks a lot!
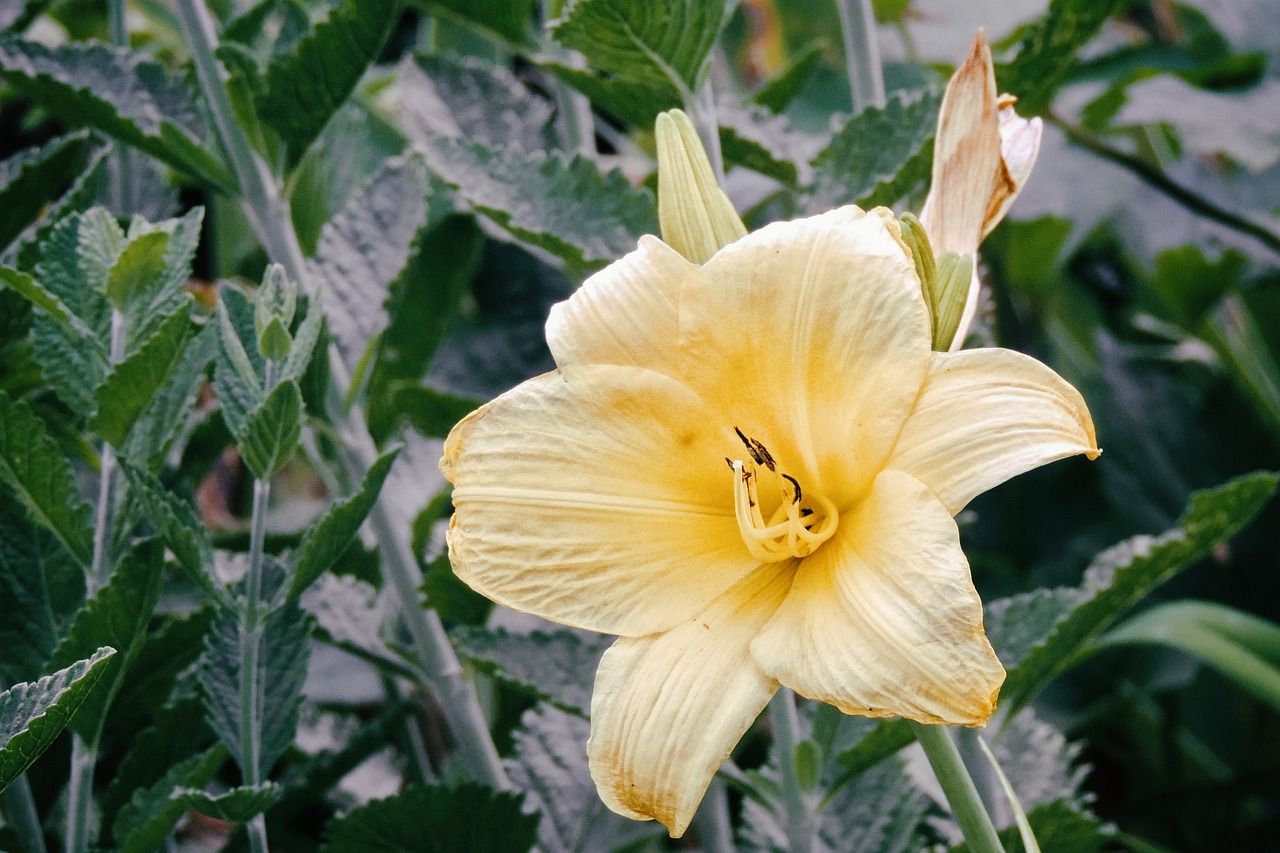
726,429,839,562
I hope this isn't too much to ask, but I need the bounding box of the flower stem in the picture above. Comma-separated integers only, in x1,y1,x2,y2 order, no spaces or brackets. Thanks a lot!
909,722,1005,853
836,0,886,112
173,0,506,788
1047,113,1280,258
4,775,48,853
241,469,271,853
769,689,814,853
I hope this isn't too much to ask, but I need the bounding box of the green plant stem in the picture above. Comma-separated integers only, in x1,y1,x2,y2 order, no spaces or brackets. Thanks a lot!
1047,114,1280,257
910,722,1005,853
4,775,48,853
769,689,814,853
241,471,271,853
835,0,885,112
173,0,507,788
66,309,128,853
107,0,135,216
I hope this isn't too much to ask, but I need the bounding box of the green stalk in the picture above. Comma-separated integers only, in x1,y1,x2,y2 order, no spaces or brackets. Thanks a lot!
241,464,272,853
769,689,814,853
835,0,886,112
910,722,1005,853
5,775,48,853
172,0,507,787
66,309,127,853
107,0,135,216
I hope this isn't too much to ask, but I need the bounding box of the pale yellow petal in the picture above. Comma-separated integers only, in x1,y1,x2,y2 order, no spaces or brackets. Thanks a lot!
751,469,1005,726
546,234,695,375
887,348,1100,515
982,103,1043,240
588,565,791,837
442,365,761,637
676,206,931,506
918,31,1005,257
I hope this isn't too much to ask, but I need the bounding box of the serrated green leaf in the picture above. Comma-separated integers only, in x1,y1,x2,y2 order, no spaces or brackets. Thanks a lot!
0,493,86,685
997,800,1113,853
506,704,661,853
104,229,169,310
541,60,677,129
809,90,940,213
307,153,429,374
0,0,55,32
394,385,483,439
411,0,533,45
990,470,1279,713
118,460,220,601
214,287,266,437
256,0,397,161
235,378,303,479
0,389,93,567
280,297,323,385
834,717,914,779
199,602,311,779
0,36,231,189
419,136,657,272
173,781,283,822
0,647,115,793
550,0,730,97
718,102,817,186
0,264,105,349
113,745,226,853
321,783,539,853
4,146,108,271
91,301,193,447
753,41,824,114
396,55,555,153
997,0,1125,116
48,540,166,741
451,627,609,718
288,447,399,601
122,207,204,338
121,320,217,469
0,131,93,252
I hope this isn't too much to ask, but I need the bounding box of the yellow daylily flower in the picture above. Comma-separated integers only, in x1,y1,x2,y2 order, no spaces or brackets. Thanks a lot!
441,203,1099,835
919,30,1044,350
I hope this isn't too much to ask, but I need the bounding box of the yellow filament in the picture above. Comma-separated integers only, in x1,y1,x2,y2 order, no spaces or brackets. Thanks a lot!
729,460,839,561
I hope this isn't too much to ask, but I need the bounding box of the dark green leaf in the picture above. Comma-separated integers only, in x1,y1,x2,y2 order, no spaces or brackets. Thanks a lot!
257,0,397,161
121,321,217,470
718,102,816,186
411,0,533,45
0,389,93,567
288,447,400,601
753,41,824,114
213,285,265,437
91,301,193,448
121,207,204,337
451,627,609,718
809,90,940,212
834,718,914,779
997,0,1125,116
395,385,483,439
0,36,231,189
308,152,430,374
990,470,1279,712
173,781,283,822
419,135,657,272
235,379,303,480
120,460,220,599
541,60,677,129
550,0,730,96
0,131,93,252
199,602,311,779
0,647,115,793
4,146,108,272
104,229,169,310
113,745,226,853
0,492,86,685
321,783,538,853
49,540,166,741
0,264,104,347
422,554,492,626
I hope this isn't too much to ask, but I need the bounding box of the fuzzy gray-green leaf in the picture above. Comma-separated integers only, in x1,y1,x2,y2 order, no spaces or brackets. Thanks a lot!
451,627,609,718
173,781,284,823
0,131,93,252
235,379,303,480
0,646,115,793
91,301,192,448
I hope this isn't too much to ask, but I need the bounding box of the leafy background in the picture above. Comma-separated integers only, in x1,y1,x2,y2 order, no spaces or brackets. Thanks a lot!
0,0,1278,851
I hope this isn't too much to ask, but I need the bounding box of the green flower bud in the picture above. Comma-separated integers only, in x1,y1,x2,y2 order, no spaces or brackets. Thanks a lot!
656,109,747,264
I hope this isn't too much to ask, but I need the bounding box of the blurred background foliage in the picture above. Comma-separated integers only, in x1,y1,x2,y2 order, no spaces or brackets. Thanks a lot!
0,0,1278,850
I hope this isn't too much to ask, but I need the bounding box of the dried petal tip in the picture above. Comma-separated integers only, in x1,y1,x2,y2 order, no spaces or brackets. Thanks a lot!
656,109,747,264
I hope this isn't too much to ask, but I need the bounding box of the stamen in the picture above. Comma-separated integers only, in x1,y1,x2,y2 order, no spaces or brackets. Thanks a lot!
728,456,839,562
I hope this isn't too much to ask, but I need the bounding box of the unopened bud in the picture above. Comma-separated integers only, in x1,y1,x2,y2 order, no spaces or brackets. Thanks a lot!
255,264,297,360
898,213,972,351
656,109,747,264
